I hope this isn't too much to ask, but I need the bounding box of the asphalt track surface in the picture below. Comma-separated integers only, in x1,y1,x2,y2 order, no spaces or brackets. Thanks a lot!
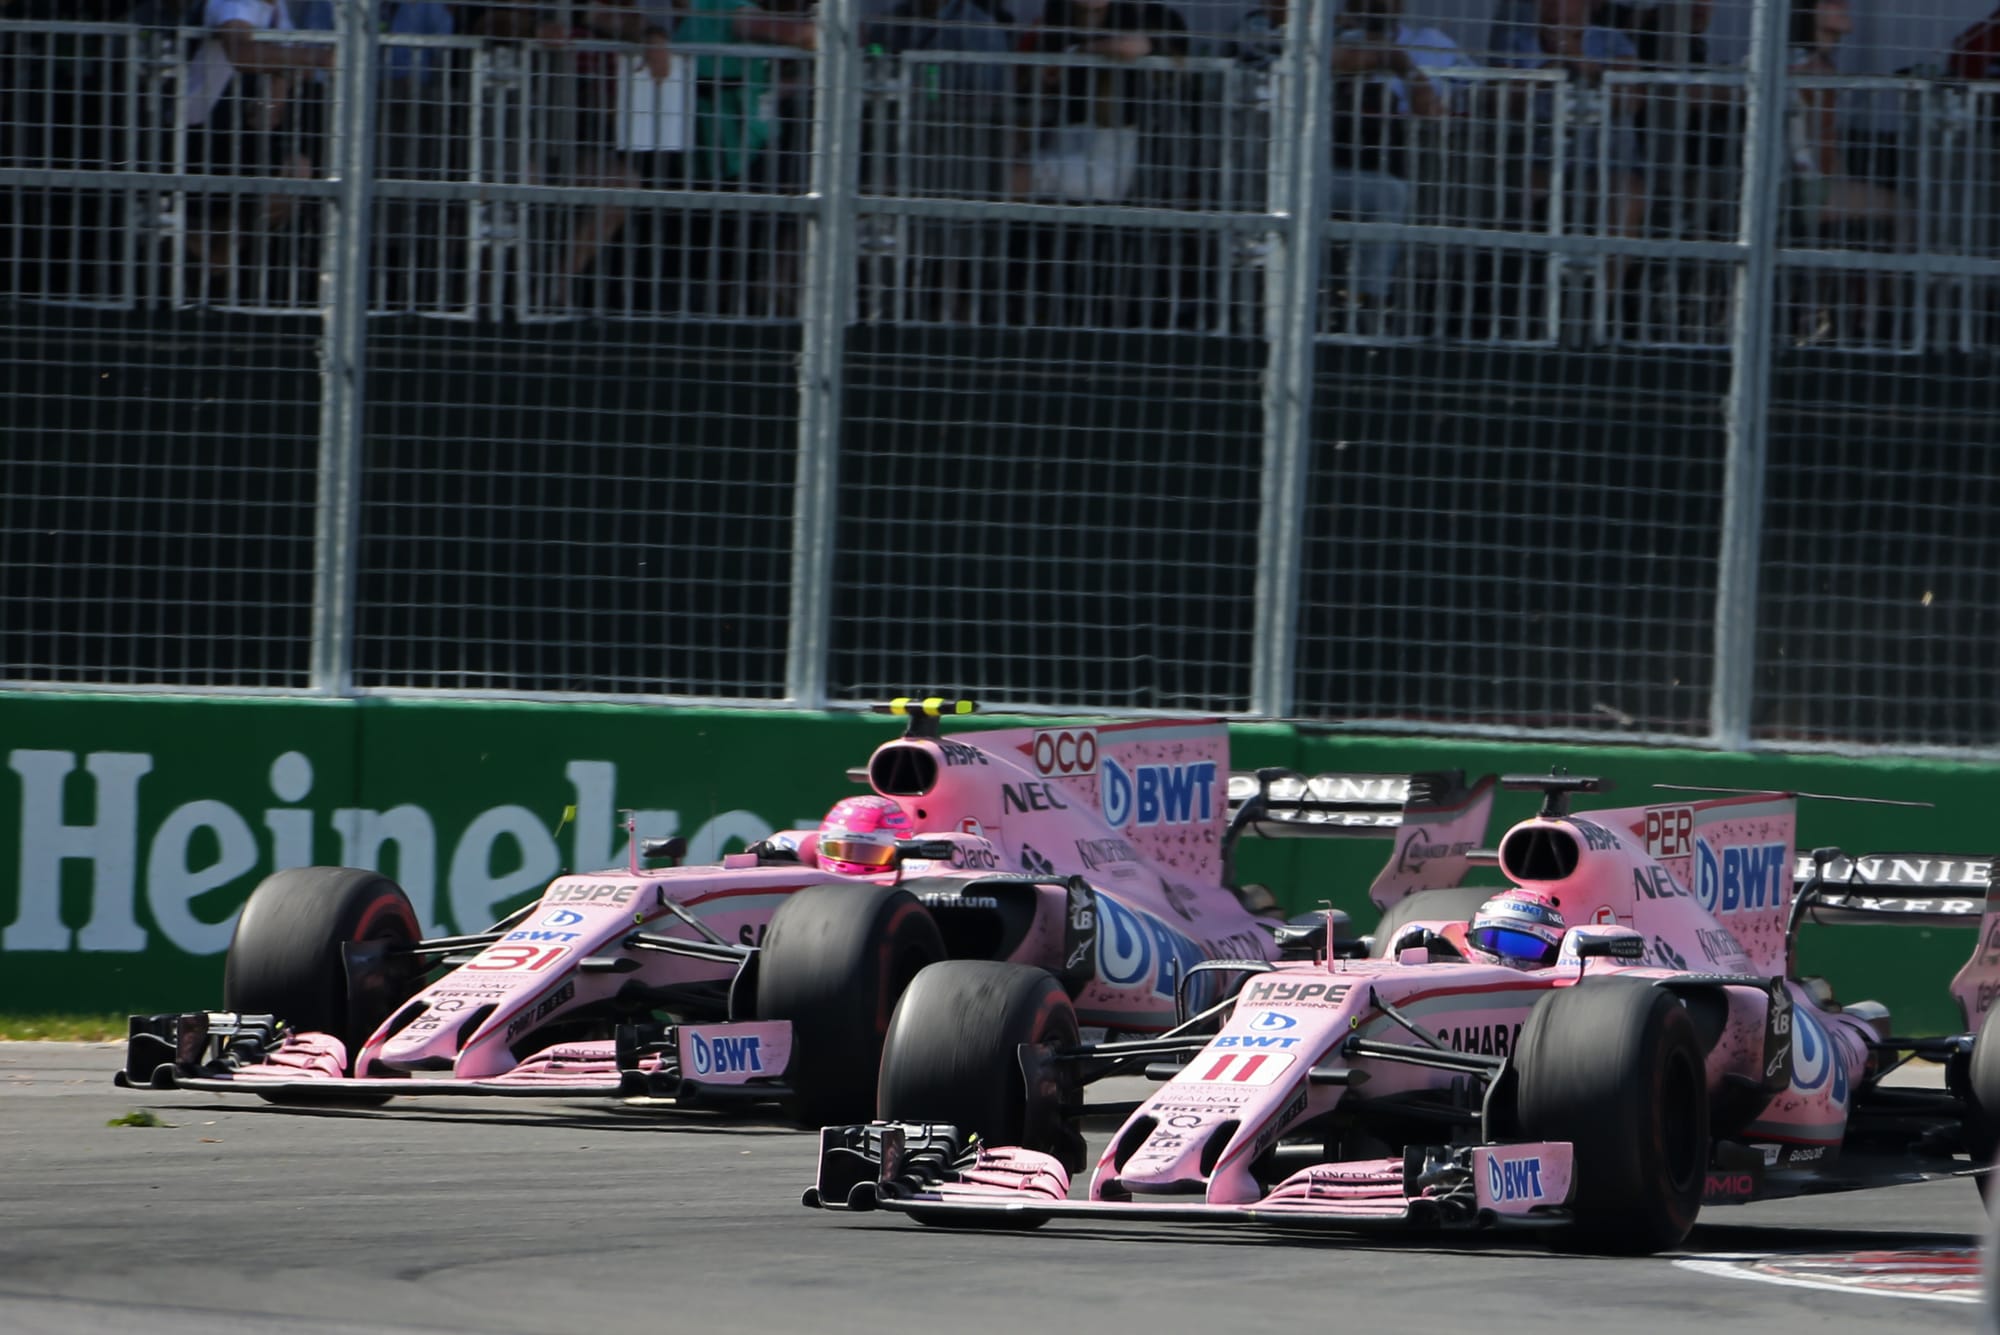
1,1042,1987,1335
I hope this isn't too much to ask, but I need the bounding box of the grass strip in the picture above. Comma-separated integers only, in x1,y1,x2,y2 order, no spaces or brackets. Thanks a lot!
0,1014,132,1043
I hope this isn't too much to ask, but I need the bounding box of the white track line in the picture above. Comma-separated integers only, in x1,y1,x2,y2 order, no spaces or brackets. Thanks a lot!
1675,1254,1980,1306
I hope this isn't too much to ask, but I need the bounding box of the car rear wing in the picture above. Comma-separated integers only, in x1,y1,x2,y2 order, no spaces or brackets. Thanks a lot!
1222,770,1499,910
1789,848,1998,1031
1790,849,1992,929
1225,769,1493,841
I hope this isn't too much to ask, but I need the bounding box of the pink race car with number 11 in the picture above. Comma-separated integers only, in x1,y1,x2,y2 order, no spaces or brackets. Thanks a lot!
812,771,2000,1253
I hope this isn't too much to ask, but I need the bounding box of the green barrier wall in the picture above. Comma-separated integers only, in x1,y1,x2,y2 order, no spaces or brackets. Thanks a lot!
0,694,1989,1033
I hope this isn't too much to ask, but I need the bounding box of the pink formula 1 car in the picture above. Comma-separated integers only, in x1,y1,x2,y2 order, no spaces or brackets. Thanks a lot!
810,772,2000,1253
115,701,1494,1126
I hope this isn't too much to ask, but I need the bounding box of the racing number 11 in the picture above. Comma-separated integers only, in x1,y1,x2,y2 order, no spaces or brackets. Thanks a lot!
464,944,568,972
1198,1053,1270,1083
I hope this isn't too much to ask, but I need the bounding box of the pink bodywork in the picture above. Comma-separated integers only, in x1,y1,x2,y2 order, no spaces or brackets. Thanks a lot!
237,716,1279,1090
1950,866,2000,1029
882,719,1278,1029
909,790,1876,1226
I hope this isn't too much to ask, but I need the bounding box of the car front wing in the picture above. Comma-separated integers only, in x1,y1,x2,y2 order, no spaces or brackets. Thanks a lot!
806,1122,1577,1231
113,1011,798,1107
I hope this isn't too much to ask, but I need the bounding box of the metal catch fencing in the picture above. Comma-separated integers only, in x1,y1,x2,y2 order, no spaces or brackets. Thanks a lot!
2,0,1997,753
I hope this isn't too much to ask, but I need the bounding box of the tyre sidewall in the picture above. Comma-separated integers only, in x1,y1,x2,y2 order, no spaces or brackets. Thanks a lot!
1965,1005,2000,1194
1515,978,1708,1253
878,960,1079,1153
755,883,945,1126
221,866,421,1059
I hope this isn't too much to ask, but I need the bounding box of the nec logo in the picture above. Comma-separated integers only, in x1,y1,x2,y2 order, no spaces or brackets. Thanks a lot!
1694,839,1788,914
689,1032,764,1077
1101,759,1218,829
1002,782,1070,815
1486,1154,1546,1202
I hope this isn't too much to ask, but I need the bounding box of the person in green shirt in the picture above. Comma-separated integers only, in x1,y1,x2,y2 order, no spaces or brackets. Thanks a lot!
673,0,817,185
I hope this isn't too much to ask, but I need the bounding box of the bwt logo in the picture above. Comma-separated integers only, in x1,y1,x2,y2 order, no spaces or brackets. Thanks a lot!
1695,839,1788,915
1487,1155,1546,1203
1101,759,1218,829
1095,892,1206,1002
689,1032,765,1077
1788,1007,1849,1106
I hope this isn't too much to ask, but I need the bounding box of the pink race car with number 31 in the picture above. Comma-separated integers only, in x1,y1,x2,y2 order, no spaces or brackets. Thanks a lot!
115,700,1489,1127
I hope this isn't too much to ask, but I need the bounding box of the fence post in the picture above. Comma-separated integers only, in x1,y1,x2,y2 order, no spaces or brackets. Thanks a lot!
787,0,862,710
310,0,379,696
1711,0,1787,747
1249,1,1333,719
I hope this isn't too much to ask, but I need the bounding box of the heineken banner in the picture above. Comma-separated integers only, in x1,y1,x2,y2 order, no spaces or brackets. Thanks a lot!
0,692,1986,1032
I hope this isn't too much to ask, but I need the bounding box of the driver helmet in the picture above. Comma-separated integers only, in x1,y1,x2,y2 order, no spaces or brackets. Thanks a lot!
816,795,915,876
1466,889,1567,969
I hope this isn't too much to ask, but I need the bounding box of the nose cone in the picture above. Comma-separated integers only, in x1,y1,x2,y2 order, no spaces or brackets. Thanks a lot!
376,1007,469,1071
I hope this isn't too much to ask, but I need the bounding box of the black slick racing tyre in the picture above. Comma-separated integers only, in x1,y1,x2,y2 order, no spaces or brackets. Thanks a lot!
1963,1004,2000,1202
222,866,423,1078
878,960,1080,1157
755,883,945,1127
1514,977,1709,1254
1367,886,1491,958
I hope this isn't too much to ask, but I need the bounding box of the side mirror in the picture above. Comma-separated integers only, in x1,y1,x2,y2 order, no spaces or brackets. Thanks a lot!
1575,935,1644,961
641,836,688,862
897,839,957,861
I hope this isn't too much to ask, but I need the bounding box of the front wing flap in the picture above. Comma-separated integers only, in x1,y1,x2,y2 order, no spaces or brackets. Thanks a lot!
114,1011,796,1107
807,1122,1575,1231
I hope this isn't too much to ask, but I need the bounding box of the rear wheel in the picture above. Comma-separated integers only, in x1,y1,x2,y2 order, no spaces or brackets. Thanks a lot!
222,866,423,1090
755,883,945,1127
1963,1005,2000,1201
878,960,1080,1158
1513,978,1709,1254
1367,886,1490,958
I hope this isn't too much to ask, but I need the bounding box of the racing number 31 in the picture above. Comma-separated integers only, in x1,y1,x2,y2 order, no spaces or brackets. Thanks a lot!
464,944,568,972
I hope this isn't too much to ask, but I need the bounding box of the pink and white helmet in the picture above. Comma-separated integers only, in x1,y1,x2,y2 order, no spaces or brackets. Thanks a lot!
1467,888,1567,969
816,795,915,876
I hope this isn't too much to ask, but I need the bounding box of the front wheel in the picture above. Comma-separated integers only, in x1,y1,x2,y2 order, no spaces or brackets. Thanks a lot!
222,866,423,1085
1513,978,1709,1254
877,960,1080,1160
755,883,945,1127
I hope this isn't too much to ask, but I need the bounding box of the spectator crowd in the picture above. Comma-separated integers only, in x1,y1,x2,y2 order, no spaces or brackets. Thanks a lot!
0,0,1993,342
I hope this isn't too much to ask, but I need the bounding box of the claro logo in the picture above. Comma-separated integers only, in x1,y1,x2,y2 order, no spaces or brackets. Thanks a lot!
2,752,773,955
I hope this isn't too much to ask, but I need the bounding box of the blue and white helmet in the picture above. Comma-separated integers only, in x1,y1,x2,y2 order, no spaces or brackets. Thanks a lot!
1467,889,1567,969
